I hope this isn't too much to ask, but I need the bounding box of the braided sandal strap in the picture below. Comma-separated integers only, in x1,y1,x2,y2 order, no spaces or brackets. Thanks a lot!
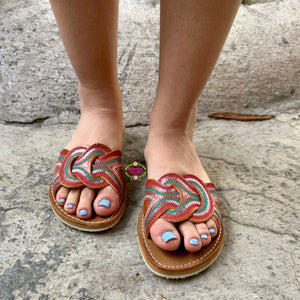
205,183,222,229
143,173,221,237
52,143,124,197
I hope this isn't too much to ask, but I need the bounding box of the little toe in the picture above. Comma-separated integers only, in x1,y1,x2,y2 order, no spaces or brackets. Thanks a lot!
178,221,202,252
150,218,181,251
93,186,119,217
76,187,95,219
56,186,69,207
196,223,211,247
64,188,80,215
206,219,218,238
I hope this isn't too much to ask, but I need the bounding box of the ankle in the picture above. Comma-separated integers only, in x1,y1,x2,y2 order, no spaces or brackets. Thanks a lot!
65,84,125,151
144,129,194,160
148,97,197,140
148,116,195,142
67,112,125,151
78,83,123,115
147,125,194,145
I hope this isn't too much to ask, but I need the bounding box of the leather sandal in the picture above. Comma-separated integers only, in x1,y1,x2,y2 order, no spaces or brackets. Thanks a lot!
49,143,126,232
138,173,223,279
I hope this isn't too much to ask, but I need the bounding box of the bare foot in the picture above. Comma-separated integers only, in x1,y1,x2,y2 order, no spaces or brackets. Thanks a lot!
144,128,218,252
55,85,125,219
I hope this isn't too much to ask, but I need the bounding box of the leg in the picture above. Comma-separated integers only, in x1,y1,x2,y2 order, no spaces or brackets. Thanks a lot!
50,0,124,219
144,0,241,251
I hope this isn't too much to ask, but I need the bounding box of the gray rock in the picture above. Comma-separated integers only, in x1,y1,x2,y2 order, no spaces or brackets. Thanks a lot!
0,90,299,299
0,0,299,126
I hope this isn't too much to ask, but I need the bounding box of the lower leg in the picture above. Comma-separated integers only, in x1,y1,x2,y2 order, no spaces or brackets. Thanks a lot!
50,0,123,218
145,0,241,251
149,0,241,132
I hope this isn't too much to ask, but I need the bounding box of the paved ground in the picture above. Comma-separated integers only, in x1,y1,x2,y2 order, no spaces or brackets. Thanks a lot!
0,0,299,299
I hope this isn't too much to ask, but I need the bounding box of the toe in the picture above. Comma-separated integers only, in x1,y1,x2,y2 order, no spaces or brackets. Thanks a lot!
76,187,95,219
178,221,202,252
206,219,218,238
196,223,211,247
150,218,181,251
56,186,69,207
93,186,119,217
64,188,80,215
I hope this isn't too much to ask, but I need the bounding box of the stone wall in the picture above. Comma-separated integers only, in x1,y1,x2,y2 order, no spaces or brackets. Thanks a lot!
0,0,299,126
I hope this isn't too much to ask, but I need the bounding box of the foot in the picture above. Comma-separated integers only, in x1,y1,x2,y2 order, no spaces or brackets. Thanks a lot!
55,85,125,219
144,129,218,252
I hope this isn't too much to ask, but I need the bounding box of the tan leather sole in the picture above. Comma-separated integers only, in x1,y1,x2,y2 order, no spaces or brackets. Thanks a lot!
137,209,224,279
49,185,126,232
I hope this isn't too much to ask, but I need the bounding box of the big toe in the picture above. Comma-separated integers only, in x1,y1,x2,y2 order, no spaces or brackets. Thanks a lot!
93,185,119,217
150,219,181,251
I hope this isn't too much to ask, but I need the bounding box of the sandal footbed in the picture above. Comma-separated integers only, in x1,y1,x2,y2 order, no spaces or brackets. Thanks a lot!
137,205,224,278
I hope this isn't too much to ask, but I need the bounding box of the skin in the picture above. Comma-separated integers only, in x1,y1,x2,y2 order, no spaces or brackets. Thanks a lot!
50,0,241,252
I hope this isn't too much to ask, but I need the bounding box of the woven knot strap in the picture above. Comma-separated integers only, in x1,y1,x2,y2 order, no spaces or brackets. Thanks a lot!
143,173,218,237
52,144,124,197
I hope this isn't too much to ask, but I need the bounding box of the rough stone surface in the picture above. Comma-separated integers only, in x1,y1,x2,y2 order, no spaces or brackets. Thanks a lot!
0,0,299,126
1,0,300,299
0,91,299,299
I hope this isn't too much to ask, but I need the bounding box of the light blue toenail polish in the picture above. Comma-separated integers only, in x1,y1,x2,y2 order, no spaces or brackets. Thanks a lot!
66,204,73,209
201,234,208,239
162,232,178,243
209,228,215,234
190,239,199,245
59,198,66,203
79,209,87,216
98,199,111,208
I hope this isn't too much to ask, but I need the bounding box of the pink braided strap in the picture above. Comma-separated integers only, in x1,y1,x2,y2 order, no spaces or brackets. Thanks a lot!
52,144,124,197
143,173,216,237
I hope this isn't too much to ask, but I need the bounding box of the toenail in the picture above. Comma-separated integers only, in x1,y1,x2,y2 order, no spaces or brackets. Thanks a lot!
59,198,66,203
201,234,208,239
162,232,178,243
189,238,199,245
97,199,111,208
66,204,74,209
209,228,215,234
79,209,87,216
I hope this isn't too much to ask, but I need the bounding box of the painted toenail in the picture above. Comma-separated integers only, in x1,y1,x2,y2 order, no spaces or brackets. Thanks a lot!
209,228,215,234
66,204,73,209
162,232,178,243
79,209,87,216
59,198,66,203
97,199,111,208
200,234,208,239
189,239,199,245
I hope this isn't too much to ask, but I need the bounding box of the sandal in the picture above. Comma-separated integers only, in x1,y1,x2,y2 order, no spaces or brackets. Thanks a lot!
49,143,126,231
138,173,223,279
